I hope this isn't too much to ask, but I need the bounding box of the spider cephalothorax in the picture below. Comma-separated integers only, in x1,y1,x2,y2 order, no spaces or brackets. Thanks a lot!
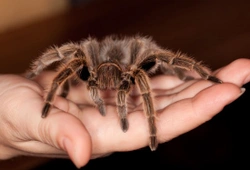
26,35,222,151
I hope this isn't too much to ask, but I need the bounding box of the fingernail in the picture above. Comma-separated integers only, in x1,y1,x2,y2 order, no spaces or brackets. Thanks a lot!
62,138,81,169
238,88,246,98
237,87,246,99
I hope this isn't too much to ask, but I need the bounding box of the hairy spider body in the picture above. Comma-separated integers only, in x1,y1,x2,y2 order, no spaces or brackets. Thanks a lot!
26,35,222,151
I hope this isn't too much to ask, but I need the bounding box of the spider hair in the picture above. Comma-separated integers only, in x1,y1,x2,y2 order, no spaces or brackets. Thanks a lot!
26,35,222,151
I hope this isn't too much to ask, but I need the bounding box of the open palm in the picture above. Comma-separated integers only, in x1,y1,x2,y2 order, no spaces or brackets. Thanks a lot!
0,59,248,168
36,59,247,159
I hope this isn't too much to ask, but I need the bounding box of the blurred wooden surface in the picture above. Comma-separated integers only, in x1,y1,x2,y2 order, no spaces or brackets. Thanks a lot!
0,0,69,33
0,0,249,169
1,0,250,75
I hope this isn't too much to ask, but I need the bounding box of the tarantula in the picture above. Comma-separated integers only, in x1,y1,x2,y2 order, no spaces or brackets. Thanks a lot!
26,35,222,151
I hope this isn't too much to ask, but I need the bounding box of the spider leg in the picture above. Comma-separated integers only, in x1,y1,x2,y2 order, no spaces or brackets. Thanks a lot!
160,64,195,81
42,58,84,117
134,69,158,151
26,43,79,79
117,73,131,132
60,80,70,98
88,76,106,116
157,52,223,83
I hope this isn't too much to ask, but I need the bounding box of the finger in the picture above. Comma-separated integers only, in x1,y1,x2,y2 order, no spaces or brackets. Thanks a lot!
157,83,243,143
53,95,85,116
215,58,250,86
154,80,214,110
15,104,91,168
153,79,198,95
37,109,92,168
150,75,185,89
80,83,242,155
151,75,216,97
52,97,114,156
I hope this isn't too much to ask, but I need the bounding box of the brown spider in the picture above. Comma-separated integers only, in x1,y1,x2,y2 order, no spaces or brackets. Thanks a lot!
26,35,222,151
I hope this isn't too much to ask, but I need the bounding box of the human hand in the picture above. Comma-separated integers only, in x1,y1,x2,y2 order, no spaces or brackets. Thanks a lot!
36,58,249,166
47,58,247,158
0,74,92,168
0,58,249,168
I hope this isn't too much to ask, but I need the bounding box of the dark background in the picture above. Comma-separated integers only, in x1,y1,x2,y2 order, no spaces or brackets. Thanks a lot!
0,0,249,169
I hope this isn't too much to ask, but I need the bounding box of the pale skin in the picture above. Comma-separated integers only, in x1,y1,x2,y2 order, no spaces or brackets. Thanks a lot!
0,58,249,168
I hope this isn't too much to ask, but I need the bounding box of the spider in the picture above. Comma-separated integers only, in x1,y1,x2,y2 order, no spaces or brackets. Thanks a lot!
26,35,222,151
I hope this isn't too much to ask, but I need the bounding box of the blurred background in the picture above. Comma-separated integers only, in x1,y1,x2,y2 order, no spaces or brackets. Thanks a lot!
0,0,249,169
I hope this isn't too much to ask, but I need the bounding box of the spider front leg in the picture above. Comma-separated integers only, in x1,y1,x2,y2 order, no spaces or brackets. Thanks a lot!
134,69,158,151
87,74,106,116
26,44,79,79
42,59,84,117
158,53,223,83
60,80,70,98
117,73,132,132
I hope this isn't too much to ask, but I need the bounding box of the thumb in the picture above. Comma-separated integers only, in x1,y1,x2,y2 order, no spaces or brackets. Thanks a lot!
36,110,92,168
